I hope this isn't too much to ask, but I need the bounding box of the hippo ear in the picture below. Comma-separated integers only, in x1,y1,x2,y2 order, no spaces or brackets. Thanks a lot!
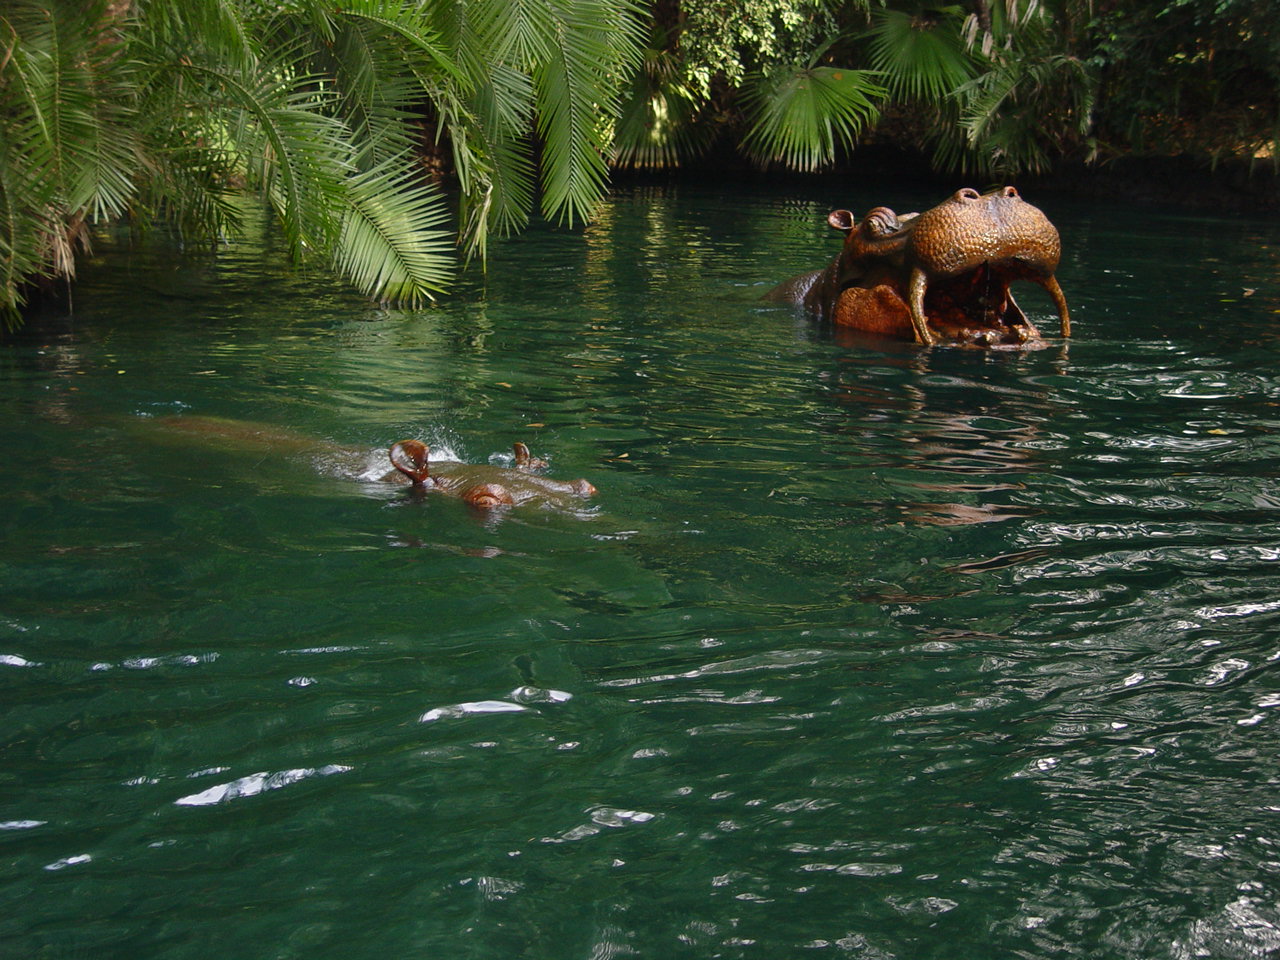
389,440,431,486
827,209,856,233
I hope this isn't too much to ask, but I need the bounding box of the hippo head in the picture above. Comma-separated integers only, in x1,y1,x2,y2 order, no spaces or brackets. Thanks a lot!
826,205,917,294
767,186,1071,346
904,187,1070,345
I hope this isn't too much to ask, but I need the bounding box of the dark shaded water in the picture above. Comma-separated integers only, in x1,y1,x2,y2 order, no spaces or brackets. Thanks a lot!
3,182,1280,959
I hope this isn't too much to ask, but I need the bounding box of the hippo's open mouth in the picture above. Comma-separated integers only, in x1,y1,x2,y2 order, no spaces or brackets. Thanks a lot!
912,263,1042,345
903,187,1070,346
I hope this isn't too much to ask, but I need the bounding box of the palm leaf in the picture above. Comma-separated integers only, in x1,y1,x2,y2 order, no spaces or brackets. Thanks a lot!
15,0,139,219
459,63,536,243
170,60,353,256
942,53,1095,176
0,140,54,321
464,0,559,68
140,0,256,74
0,0,143,320
337,156,454,304
265,0,466,171
534,0,644,224
864,7,976,103
321,0,465,87
742,65,885,172
613,40,711,169
1,0,652,322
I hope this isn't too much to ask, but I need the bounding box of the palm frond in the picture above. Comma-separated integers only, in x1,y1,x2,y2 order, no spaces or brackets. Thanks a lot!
140,135,245,242
1,0,653,323
139,0,257,75
0,142,54,322
941,53,1095,176
170,60,353,256
864,7,975,103
337,156,454,304
464,0,558,68
613,39,711,169
460,63,536,238
11,0,138,220
265,0,466,171
534,0,644,225
0,0,144,320
741,65,885,172
323,0,465,86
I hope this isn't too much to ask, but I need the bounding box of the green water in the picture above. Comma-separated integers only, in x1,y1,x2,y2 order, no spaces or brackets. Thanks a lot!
3,182,1280,959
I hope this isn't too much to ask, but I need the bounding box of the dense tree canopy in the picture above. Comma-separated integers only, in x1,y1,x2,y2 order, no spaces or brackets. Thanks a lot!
2,0,1276,325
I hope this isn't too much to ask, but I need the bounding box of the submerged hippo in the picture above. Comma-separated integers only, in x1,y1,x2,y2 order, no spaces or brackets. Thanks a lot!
766,187,1071,346
143,415,596,512
388,439,596,509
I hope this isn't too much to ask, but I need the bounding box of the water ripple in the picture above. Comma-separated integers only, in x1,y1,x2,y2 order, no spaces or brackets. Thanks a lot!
174,765,352,807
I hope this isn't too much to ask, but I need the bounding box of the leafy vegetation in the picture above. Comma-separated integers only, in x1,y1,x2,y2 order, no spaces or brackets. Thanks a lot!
615,0,1278,178
0,0,643,324
2,0,1276,325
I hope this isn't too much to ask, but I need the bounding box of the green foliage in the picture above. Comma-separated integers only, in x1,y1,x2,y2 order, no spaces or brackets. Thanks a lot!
0,0,645,325
531,0,644,226
678,0,841,95
3,0,1275,327
742,64,885,171
613,0,886,170
613,0,1276,182
863,6,975,104
337,157,455,301
924,2,1097,177
613,36,711,169
942,53,1096,176
0,0,139,320
1087,0,1279,165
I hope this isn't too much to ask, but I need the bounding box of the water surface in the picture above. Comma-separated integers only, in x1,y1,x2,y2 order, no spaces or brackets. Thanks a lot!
3,182,1280,959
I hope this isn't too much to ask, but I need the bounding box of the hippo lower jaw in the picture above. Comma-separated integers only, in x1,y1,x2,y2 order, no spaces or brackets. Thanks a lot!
904,265,1070,347
903,260,1069,346
832,262,1053,346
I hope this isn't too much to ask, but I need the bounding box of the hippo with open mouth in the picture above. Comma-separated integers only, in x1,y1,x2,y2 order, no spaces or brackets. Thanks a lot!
766,187,1071,346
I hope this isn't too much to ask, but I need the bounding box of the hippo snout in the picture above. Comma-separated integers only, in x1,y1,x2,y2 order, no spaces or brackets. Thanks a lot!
909,186,1062,279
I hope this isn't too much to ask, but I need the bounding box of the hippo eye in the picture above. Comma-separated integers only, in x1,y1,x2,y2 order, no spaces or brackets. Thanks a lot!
862,207,900,234
1002,186,1020,199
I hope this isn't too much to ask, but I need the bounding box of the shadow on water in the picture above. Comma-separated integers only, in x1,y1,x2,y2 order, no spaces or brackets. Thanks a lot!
4,182,1280,959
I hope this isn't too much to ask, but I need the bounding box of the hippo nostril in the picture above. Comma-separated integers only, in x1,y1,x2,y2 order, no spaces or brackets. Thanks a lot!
958,188,980,201
1003,186,1019,198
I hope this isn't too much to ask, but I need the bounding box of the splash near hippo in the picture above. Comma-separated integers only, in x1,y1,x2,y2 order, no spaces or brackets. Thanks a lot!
766,187,1071,346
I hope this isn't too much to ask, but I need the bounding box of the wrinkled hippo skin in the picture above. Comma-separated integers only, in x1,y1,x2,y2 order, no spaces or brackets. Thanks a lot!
765,187,1071,346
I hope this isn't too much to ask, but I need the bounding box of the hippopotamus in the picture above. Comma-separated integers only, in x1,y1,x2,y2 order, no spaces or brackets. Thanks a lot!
766,187,1071,346
141,415,597,511
388,439,596,509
